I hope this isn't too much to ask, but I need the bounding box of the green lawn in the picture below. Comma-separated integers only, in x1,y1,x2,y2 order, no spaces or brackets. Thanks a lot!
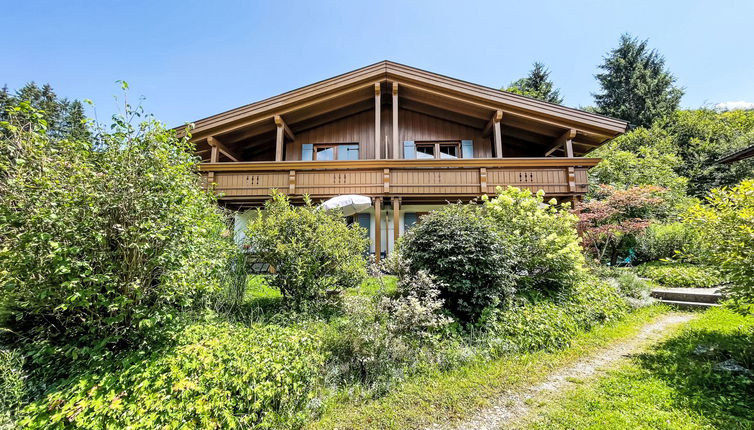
310,306,671,430
521,307,754,429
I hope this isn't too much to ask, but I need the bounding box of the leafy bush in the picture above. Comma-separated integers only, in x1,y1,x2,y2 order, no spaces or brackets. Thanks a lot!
577,185,671,265
686,180,754,310
592,266,654,308
484,187,585,294
398,204,517,321
0,102,238,355
0,348,25,429
482,278,628,354
325,269,453,394
636,261,725,289
634,222,700,263
245,192,368,306
18,322,326,429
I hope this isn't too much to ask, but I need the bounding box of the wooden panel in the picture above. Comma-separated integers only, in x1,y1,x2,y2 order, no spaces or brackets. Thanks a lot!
391,169,480,194
487,168,569,194
296,170,382,196
213,172,288,196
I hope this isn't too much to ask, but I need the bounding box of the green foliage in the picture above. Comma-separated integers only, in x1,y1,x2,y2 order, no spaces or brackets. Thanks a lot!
686,180,754,309
398,204,516,321
589,142,689,203
325,269,453,395
593,33,683,127
636,261,725,289
0,348,25,429
659,109,754,196
600,109,754,197
0,83,89,141
634,222,700,262
0,101,238,358
482,278,628,354
504,62,563,104
245,192,368,306
592,266,654,308
18,322,326,429
484,187,585,294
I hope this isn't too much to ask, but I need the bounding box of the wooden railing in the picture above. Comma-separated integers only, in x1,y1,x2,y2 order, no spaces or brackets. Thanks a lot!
199,158,599,200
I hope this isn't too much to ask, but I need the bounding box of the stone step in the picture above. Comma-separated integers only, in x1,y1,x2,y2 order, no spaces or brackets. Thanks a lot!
656,299,721,310
650,289,722,304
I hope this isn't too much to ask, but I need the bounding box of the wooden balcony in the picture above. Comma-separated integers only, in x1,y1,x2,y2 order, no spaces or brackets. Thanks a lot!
199,158,599,204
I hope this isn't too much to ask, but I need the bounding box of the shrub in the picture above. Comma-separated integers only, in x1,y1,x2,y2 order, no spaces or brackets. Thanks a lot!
0,348,25,429
0,102,238,355
18,322,326,429
324,269,453,394
482,278,628,354
245,192,368,306
483,187,585,294
636,261,725,289
577,185,671,265
398,204,517,321
634,222,699,263
591,266,654,308
686,180,754,310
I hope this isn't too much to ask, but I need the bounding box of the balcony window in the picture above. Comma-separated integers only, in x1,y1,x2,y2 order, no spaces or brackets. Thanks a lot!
415,141,461,159
312,143,359,161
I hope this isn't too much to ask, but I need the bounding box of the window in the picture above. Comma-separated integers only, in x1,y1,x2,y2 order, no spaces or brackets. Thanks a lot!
416,143,435,159
312,143,359,160
415,141,461,159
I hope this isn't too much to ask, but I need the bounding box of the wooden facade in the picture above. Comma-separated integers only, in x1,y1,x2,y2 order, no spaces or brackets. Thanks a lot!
186,61,629,258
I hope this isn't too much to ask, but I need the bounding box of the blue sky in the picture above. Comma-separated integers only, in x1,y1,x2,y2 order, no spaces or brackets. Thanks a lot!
4,1,754,127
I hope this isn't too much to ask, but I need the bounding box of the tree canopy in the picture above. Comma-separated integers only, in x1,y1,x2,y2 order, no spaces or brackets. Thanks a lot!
0,82,90,141
593,34,683,128
504,62,563,104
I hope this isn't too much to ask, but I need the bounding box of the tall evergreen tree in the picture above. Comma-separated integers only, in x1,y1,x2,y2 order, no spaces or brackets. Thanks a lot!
594,34,683,127
0,82,90,140
504,62,563,104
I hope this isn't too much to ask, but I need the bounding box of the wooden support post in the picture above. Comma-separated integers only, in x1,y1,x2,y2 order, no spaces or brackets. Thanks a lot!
392,197,400,245
479,167,488,194
483,110,504,158
208,136,240,162
383,168,390,193
374,197,382,262
273,115,294,162
374,83,381,159
392,82,399,159
209,143,219,163
493,120,503,158
288,170,296,194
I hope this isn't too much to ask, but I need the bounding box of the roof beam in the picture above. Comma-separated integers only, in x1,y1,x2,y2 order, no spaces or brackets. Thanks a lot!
545,129,577,157
207,136,240,162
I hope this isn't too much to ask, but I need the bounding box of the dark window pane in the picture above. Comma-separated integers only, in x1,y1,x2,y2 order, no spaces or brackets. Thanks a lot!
440,144,458,159
416,145,435,159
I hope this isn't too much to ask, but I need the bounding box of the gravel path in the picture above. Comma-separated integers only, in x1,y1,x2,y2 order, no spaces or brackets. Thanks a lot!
429,312,696,430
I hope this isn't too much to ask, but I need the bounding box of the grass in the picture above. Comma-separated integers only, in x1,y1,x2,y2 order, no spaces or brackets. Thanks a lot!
309,305,672,430
520,307,754,429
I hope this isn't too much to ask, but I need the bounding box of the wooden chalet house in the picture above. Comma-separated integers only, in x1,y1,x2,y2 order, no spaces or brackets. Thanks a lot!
187,61,628,259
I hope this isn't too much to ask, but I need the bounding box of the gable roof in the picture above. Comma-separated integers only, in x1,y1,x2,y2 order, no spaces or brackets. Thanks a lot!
183,61,628,148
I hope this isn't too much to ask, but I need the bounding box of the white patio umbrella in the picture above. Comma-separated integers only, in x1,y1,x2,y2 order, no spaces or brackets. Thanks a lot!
320,194,372,216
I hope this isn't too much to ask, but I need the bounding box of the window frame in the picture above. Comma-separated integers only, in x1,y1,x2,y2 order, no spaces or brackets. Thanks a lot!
312,143,359,161
414,141,463,159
